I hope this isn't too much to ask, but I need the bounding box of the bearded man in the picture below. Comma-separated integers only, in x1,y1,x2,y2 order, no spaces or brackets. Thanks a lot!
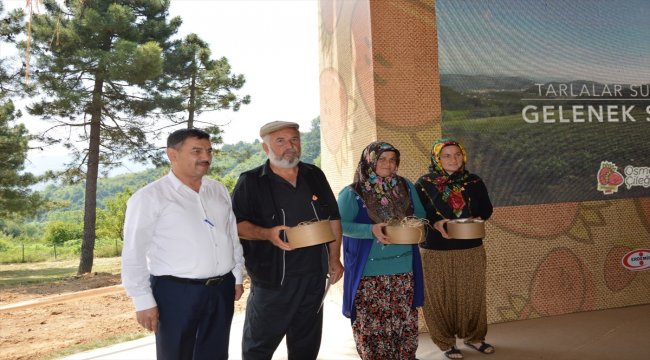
231,121,343,360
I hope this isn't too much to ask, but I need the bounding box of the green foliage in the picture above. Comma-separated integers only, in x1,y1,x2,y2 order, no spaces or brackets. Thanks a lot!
2,114,325,261
34,120,322,217
26,0,175,178
0,2,24,42
2,118,321,263
0,237,122,263
212,174,237,193
2,218,27,238
440,85,483,110
40,168,163,212
213,117,322,179
440,85,524,118
96,188,133,241
441,74,533,92
0,3,46,218
0,237,10,252
0,2,24,87
1,0,324,267
439,76,650,205
0,242,53,263
222,148,267,178
14,221,43,243
46,209,84,223
442,108,650,206
0,95,46,220
300,117,321,164
43,221,83,246
0,218,44,246
23,0,182,272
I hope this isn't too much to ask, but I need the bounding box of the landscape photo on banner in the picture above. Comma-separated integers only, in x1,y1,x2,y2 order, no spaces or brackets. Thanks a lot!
435,0,650,207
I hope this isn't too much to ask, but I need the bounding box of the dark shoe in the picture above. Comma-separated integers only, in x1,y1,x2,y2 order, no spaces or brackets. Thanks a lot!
443,346,464,359
463,341,495,354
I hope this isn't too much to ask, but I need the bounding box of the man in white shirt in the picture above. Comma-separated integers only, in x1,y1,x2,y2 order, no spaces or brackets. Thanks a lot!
122,128,245,360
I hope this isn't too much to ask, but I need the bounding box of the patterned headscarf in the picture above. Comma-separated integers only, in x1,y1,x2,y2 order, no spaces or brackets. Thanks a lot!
352,141,414,223
424,137,470,218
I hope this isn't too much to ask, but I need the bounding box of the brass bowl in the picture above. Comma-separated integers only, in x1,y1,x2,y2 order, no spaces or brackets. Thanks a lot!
447,218,485,239
285,220,335,249
384,223,425,244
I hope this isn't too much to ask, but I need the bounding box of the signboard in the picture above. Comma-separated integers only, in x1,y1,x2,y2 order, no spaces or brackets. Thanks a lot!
437,0,650,206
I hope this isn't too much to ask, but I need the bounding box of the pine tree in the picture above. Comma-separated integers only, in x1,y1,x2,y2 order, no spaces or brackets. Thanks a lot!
25,0,179,273
0,1,44,219
153,33,251,146
0,102,46,218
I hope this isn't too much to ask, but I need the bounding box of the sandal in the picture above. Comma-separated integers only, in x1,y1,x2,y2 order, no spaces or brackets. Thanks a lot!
443,346,464,359
463,341,495,354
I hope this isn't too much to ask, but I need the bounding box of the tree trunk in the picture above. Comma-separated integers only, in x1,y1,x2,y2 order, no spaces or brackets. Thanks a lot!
187,66,197,128
78,80,103,274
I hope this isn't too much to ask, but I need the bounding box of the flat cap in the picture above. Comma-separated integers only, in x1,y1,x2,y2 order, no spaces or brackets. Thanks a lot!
259,120,300,138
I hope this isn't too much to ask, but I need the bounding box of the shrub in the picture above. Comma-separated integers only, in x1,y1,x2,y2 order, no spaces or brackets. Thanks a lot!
43,221,84,246
0,238,11,252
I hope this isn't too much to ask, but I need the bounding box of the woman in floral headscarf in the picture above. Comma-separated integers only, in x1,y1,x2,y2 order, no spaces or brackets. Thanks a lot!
338,141,425,360
415,137,494,359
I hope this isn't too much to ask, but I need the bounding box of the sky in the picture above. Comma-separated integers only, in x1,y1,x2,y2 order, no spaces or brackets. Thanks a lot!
2,0,321,175
166,0,321,143
437,0,650,84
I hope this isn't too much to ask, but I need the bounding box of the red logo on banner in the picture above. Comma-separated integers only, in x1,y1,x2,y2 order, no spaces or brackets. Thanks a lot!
597,161,624,195
621,249,650,271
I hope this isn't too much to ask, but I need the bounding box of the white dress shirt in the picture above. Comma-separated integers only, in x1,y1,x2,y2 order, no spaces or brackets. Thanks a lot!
121,171,245,311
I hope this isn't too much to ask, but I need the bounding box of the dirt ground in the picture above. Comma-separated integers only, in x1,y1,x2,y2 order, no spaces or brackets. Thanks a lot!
0,272,249,360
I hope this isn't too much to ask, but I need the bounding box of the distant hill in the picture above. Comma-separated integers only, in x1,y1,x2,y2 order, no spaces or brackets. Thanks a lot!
39,117,321,212
440,75,641,100
441,74,535,92
40,168,165,211
438,75,641,118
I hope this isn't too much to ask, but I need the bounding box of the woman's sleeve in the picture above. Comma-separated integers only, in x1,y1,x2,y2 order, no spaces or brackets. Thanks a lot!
474,179,494,220
415,178,445,223
337,187,374,239
406,179,426,218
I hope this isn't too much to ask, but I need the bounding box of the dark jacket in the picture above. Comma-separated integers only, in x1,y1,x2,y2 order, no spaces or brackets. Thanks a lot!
232,161,340,288
415,174,493,250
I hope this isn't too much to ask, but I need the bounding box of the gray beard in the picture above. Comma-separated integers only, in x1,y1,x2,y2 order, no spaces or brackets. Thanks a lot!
268,148,300,168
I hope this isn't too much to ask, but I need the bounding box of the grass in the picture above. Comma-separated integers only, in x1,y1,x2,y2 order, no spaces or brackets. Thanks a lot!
0,257,122,288
0,241,122,264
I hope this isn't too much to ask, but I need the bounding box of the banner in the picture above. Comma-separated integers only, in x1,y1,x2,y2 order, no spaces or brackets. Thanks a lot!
437,0,650,206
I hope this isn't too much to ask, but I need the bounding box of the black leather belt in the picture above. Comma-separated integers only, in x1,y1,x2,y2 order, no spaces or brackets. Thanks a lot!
159,274,227,286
